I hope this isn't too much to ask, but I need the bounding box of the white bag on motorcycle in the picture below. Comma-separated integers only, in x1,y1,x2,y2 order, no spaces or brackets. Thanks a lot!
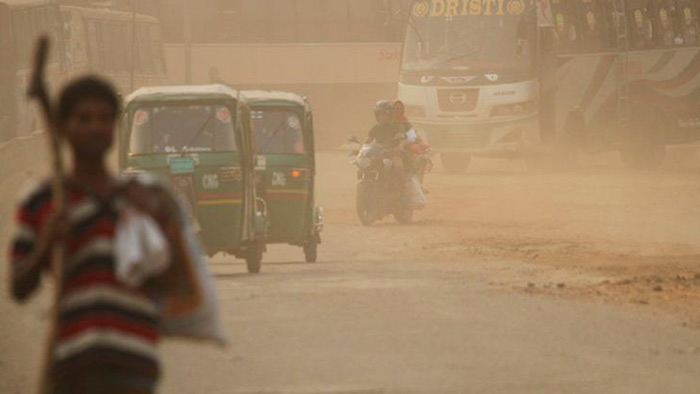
406,175,426,209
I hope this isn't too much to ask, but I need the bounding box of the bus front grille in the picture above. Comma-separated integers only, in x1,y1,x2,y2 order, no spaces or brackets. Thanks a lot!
438,89,479,112
426,130,491,149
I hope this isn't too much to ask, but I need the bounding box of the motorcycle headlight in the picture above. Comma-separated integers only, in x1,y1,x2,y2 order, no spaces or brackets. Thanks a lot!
357,157,372,169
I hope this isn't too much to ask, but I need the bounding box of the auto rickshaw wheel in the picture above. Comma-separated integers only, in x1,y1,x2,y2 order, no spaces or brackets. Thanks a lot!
246,241,264,274
304,241,318,263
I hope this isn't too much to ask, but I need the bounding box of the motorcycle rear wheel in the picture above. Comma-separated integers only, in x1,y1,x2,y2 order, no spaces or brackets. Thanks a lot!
356,182,376,226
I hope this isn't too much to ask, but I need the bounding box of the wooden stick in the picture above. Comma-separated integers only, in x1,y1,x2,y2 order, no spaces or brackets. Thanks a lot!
28,36,66,394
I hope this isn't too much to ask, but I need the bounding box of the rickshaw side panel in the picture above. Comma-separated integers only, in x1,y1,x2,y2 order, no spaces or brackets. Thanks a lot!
120,85,262,259
261,154,313,244
245,92,319,247
123,153,247,255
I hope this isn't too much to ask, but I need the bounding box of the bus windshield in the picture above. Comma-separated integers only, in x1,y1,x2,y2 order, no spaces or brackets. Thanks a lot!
129,104,238,155
402,12,535,74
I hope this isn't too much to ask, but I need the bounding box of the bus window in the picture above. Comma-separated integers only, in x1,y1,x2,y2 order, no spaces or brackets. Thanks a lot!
628,1,655,49
552,0,581,53
654,0,677,46
677,0,700,45
577,0,613,52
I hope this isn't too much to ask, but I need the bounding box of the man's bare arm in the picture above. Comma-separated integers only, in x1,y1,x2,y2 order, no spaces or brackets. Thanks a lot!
11,214,68,301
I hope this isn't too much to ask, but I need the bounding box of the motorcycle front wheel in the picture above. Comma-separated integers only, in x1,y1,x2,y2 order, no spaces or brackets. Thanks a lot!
356,181,376,226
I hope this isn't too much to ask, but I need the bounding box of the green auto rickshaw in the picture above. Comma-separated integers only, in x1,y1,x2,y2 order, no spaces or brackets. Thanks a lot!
244,91,323,262
120,85,268,273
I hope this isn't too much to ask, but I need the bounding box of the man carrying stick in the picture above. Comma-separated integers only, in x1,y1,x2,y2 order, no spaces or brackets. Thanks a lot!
8,76,188,393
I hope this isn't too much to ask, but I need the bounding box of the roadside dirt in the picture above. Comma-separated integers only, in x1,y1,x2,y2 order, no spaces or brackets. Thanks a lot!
322,148,700,329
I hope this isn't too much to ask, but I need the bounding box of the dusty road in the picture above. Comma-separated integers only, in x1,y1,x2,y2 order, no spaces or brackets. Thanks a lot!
2,148,700,393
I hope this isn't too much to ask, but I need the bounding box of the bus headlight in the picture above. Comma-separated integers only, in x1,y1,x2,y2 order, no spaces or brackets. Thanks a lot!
490,100,536,117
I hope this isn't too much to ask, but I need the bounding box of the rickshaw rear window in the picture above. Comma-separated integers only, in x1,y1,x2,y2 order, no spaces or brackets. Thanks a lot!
129,104,238,154
251,110,305,154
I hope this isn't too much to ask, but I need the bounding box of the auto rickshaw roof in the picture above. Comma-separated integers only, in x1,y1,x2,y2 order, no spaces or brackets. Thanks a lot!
243,90,310,111
125,85,245,106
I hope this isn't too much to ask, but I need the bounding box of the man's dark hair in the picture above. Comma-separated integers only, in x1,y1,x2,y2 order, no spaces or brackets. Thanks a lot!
58,76,121,125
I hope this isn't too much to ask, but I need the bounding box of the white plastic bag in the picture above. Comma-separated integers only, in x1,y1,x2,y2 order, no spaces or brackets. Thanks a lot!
405,128,418,143
115,209,170,288
407,174,427,210
160,201,227,346
120,173,226,345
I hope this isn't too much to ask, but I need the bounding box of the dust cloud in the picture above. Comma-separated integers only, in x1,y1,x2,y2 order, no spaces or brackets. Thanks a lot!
2,1,700,393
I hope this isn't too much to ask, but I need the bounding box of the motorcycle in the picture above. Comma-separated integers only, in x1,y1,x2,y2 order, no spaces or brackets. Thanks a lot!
349,136,429,226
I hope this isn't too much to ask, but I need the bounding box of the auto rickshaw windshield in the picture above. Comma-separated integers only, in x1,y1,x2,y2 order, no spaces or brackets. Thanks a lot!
251,109,305,154
128,104,238,155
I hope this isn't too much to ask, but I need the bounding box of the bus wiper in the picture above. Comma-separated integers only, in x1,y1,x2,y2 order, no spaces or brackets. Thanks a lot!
182,112,215,155
406,15,426,56
436,47,481,66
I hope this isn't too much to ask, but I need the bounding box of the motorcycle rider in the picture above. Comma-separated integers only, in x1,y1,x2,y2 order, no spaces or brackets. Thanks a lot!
366,100,402,147
365,100,405,192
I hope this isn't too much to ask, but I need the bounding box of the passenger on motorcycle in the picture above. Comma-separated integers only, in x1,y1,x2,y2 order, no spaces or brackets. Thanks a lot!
392,100,429,210
392,101,430,178
366,100,405,186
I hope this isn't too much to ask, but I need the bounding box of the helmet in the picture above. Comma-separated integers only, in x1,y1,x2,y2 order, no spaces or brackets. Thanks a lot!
374,100,393,115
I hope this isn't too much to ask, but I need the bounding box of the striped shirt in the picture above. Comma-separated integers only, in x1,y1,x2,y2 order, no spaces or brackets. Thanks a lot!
9,182,162,388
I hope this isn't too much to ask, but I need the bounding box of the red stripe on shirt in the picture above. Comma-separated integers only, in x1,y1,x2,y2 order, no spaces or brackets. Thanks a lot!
59,316,159,342
68,218,116,255
16,210,34,226
63,271,148,298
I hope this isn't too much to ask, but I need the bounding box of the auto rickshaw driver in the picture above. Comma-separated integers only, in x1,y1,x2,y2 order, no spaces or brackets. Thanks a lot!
253,110,305,154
